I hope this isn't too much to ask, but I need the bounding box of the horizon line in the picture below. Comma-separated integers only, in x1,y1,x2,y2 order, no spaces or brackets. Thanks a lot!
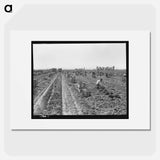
33,68,126,70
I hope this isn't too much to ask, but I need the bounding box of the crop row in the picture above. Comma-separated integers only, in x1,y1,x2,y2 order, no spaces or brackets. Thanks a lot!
34,74,62,116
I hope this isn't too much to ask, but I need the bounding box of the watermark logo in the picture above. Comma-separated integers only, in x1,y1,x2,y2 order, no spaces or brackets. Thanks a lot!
4,4,12,13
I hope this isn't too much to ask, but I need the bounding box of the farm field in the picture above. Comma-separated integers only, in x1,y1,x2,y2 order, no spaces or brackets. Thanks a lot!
33,68,127,117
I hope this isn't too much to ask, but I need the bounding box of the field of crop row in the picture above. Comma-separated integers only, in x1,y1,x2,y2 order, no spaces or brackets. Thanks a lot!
65,73,126,115
33,70,127,117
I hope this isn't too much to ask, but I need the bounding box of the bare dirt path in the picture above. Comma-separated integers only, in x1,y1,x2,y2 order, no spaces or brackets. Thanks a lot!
62,74,82,115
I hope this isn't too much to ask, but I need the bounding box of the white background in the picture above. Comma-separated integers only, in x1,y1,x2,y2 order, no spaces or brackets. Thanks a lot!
1,0,160,160
10,31,150,130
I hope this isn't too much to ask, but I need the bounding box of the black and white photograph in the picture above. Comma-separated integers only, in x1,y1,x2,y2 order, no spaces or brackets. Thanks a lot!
32,41,128,119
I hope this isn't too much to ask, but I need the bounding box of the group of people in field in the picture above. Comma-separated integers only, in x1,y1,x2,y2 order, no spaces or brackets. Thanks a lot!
75,78,104,98
66,71,104,92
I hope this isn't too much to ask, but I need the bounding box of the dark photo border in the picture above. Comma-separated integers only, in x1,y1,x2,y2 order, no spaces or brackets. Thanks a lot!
31,41,129,119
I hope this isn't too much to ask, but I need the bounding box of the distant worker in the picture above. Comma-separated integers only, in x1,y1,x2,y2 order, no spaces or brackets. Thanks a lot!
96,78,103,89
123,73,126,77
76,83,81,92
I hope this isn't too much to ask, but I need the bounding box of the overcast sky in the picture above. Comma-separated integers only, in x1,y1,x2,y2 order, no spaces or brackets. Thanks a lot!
33,43,126,70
